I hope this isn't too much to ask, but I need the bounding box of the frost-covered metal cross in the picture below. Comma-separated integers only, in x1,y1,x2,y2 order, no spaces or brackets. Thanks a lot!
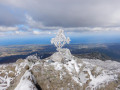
51,29,70,51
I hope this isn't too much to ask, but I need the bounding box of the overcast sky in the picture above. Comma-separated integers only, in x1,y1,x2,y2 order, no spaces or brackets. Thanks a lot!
0,0,120,37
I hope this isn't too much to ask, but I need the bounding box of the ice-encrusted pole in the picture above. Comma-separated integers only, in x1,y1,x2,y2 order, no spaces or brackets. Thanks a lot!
51,29,70,51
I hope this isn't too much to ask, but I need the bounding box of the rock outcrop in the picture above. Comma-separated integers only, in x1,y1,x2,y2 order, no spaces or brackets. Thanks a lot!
0,48,120,90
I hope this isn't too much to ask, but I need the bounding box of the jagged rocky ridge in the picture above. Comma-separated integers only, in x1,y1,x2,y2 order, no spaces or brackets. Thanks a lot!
0,48,120,90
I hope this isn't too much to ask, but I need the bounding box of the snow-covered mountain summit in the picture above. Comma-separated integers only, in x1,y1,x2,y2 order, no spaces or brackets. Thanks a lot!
0,29,120,90
0,48,120,90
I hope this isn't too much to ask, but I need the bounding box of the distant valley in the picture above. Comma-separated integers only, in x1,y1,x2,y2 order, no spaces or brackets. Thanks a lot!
0,43,120,64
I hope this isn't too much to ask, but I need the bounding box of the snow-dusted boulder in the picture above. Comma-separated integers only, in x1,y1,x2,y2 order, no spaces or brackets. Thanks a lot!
51,48,73,63
31,55,120,90
51,52,63,62
0,52,120,90
14,70,37,90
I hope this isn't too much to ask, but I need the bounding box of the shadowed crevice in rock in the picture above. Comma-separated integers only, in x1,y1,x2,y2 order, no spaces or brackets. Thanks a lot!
35,83,42,90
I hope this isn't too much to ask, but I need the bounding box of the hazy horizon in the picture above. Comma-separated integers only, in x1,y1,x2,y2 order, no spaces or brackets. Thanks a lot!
0,32,120,46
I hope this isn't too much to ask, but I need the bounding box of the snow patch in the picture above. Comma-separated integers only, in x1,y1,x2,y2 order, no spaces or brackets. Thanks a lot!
15,70,37,90
51,62,63,70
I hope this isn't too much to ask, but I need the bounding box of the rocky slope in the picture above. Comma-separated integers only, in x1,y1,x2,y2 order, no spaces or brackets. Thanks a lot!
0,48,120,90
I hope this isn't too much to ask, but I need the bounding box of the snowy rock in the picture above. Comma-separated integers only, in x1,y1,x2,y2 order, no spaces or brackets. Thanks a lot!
14,70,37,90
0,51,120,90
51,48,73,63
51,52,63,62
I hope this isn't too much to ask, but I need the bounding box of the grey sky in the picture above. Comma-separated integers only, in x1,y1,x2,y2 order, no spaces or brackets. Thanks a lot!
0,0,120,35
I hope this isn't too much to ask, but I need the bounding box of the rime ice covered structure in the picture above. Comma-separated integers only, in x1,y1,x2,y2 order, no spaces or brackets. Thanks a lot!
51,29,72,62
51,29,70,51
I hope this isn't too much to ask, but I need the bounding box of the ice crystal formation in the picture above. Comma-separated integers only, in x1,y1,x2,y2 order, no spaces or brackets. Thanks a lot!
51,29,70,51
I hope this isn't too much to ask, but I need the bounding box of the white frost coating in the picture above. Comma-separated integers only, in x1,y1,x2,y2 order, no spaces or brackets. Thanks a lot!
60,72,63,80
64,59,80,74
51,52,63,62
95,67,102,74
79,72,89,84
51,48,73,62
64,59,88,85
60,48,72,60
71,60,79,73
64,61,74,73
15,70,37,90
51,62,63,70
62,57,118,88
72,76,82,85
15,61,28,76
87,67,117,89
83,59,120,73
0,76,13,89
51,29,70,51
64,59,84,85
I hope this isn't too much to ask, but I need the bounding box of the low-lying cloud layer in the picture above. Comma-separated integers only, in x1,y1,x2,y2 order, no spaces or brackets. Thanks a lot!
0,0,120,36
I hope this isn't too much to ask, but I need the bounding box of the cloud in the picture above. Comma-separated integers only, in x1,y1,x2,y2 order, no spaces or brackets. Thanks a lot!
33,31,41,35
0,4,25,26
26,15,120,32
1,0,120,27
33,30,52,35
0,32,5,36
0,0,120,35
25,14,44,29
64,27,120,32
0,26,18,32
25,14,60,30
15,31,21,34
